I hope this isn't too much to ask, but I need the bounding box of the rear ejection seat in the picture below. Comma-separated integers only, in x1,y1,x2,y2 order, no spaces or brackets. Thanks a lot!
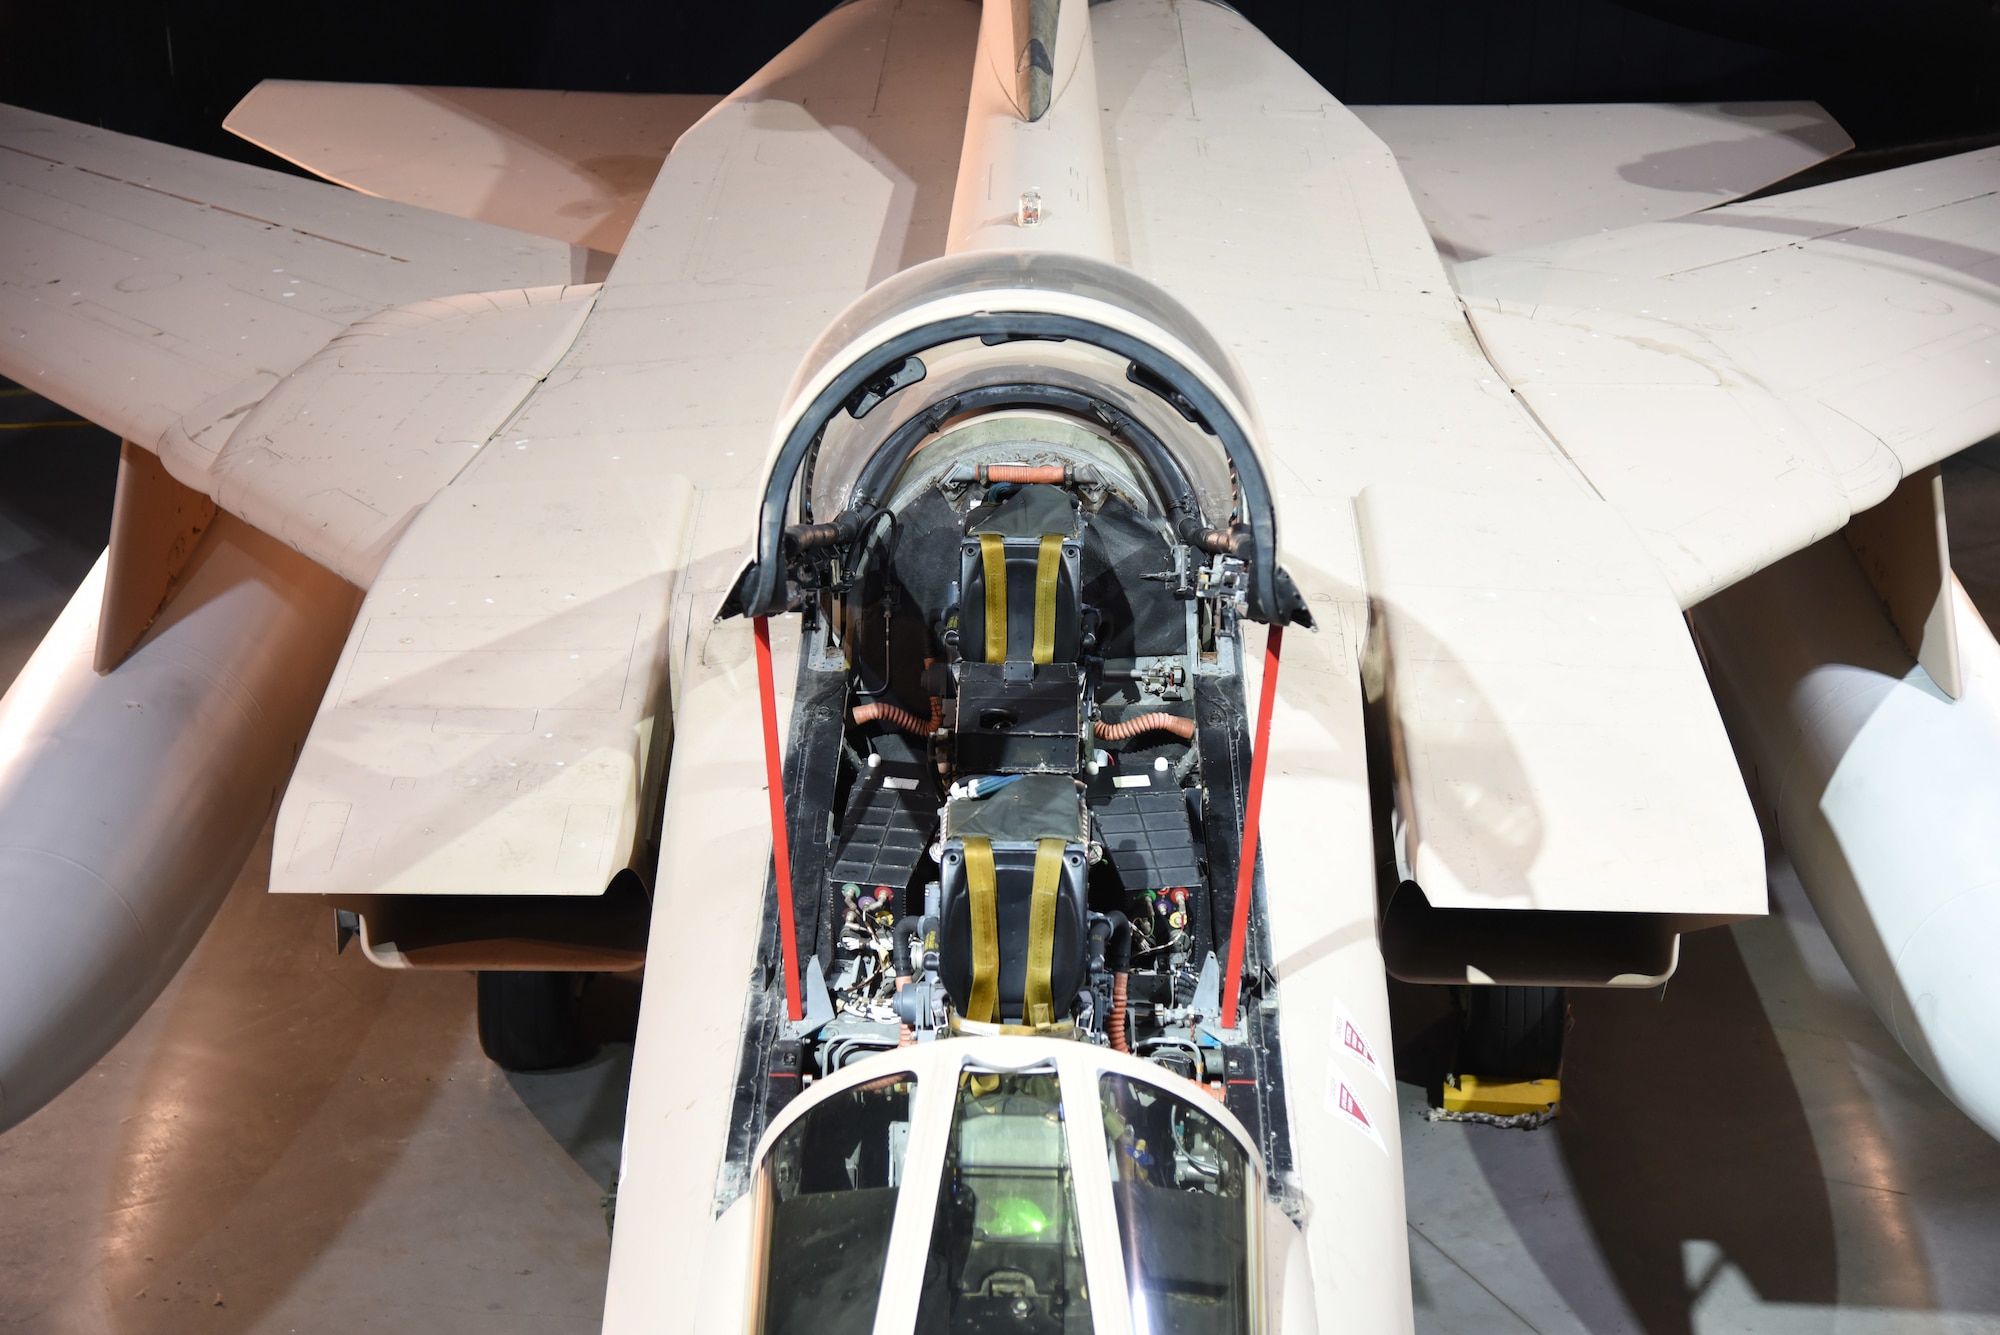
957,482,1083,667
952,484,1087,776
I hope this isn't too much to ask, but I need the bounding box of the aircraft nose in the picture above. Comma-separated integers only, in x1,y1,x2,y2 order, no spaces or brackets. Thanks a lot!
1894,888,2000,1142
0,847,156,1133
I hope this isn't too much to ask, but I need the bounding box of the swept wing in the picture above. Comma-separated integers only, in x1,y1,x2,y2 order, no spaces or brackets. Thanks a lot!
0,103,575,466
1457,149,2000,605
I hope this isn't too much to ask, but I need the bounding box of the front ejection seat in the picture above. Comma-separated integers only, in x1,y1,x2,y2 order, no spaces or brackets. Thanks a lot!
953,484,1087,776
937,774,1091,1029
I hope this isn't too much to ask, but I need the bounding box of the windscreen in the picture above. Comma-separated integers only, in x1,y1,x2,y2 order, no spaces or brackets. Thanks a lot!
918,1067,1093,1333
1100,1073,1254,1334
759,1071,918,1335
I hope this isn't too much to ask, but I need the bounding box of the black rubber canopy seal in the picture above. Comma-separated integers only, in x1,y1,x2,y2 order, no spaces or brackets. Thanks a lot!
720,311,1309,627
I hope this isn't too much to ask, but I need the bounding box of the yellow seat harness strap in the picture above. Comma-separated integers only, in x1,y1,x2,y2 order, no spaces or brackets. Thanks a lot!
963,836,1001,1024
979,534,1009,663
1023,837,1064,1027
1032,535,1062,665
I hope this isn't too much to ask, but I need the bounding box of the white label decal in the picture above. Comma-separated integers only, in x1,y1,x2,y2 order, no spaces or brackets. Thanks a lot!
1325,1074,1387,1154
882,776,919,791
1330,999,1391,1091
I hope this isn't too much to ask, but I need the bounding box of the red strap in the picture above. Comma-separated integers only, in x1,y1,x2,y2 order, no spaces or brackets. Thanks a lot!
1220,623,1282,1029
754,616,804,1022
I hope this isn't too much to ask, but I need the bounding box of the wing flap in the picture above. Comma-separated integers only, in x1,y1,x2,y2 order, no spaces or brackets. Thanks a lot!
199,283,600,585
272,470,697,897
273,0,978,901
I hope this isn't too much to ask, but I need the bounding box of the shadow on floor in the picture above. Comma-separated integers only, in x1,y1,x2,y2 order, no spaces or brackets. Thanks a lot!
100,858,466,1335
506,974,643,1192
1390,926,1845,1335
1552,926,1838,1335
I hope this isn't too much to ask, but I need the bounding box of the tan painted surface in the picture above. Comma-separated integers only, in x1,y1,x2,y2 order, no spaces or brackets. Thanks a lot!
226,82,720,254
1353,102,1851,262
95,441,217,673
948,0,1116,258
1358,484,1762,916
0,103,573,458
1459,147,2000,606
199,283,601,585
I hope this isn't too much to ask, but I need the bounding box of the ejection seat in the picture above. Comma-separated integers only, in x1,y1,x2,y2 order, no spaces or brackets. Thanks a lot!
951,484,1086,776
939,484,1092,1029
937,775,1091,1029
956,483,1084,669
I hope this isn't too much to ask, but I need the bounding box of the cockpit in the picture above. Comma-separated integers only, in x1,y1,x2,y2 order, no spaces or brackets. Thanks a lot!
706,253,1314,1335
751,1039,1264,1335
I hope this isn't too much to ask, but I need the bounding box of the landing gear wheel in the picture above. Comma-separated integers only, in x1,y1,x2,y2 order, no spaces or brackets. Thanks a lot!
476,971,597,1071
1457,984,1566,1079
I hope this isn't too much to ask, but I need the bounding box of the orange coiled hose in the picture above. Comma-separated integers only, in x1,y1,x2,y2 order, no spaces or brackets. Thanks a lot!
851,701,936,736
979,463,1067,485
1108,973,1130,1053
1096,712,1196,742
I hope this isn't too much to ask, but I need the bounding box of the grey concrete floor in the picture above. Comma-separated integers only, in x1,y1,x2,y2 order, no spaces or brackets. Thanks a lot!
0,830,627,1333
1402,438,2000,1335
1398,862,2000,1335
1,384,2000,1334
0,379,629,1332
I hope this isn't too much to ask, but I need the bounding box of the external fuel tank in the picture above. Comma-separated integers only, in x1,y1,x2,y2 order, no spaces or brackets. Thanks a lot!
0,513,358,1131
1693,534,2000,1141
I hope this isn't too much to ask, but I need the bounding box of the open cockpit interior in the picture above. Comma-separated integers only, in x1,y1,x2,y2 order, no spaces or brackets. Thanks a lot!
713,254,1316,1209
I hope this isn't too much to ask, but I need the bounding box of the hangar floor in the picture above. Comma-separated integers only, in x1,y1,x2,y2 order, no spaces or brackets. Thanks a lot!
3,381,2000,1334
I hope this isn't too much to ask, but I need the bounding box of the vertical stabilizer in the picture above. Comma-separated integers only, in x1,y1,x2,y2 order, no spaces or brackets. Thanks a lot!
948,0,1114,259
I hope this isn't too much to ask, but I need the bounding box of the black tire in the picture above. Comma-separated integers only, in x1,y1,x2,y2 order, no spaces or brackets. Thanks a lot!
1457,985,1566,1079
476,971,597,1071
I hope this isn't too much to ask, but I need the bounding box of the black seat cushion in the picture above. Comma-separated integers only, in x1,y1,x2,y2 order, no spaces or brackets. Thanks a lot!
958,485,1083,665
937,838,1089,1025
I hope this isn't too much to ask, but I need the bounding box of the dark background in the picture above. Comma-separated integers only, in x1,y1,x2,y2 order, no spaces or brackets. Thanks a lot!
2,0,1996,679
2,0,1997,169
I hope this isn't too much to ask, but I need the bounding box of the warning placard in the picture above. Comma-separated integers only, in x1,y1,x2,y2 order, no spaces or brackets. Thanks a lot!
1329,998,1391,1091
1324,1072,1387,1154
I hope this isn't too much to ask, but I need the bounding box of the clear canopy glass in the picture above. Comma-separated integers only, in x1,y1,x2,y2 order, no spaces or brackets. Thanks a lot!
750,1039,1265,1335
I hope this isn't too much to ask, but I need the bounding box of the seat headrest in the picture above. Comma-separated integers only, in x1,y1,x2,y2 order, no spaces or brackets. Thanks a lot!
965,484,1080,540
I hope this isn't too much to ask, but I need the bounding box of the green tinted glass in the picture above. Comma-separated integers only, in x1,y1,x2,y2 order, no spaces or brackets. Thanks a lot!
919,1067,1094,1332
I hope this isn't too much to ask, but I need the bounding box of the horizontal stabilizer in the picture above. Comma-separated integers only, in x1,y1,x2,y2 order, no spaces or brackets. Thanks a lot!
225,82,721,254
1354,101,1851,262
1358,483,1764,917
